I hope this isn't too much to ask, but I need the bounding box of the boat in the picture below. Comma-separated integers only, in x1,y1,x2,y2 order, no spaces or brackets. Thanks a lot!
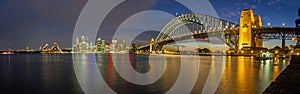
255,52,274,61
1,51,14,55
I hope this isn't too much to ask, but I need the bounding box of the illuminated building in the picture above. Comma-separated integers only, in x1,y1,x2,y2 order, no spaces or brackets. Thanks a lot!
51,42,62,53
41,43,50,53
101,40,107,52
119,40,127,52
73,35,96,52
96,38,107,52
96,38,102,52
40,42,62,53
111,39,117,52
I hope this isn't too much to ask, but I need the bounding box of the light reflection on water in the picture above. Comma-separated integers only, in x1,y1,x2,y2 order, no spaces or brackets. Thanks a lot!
216,56,288,94
91,54,288,94
0,54,83,94
0,54,289,94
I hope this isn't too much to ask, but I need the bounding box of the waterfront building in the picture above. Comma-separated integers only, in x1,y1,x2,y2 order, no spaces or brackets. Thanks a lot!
51,42,62,53
40,42,62,53
41,44,50,53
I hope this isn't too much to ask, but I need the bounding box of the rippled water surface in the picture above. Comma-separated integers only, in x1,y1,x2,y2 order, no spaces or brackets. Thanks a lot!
0,54,289,94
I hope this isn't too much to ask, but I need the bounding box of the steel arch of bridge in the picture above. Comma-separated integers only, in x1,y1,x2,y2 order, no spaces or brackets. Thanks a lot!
154,14,238,50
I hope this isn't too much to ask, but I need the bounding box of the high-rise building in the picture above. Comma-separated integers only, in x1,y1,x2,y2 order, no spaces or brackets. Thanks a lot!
119,40,126,52
111,39,117,52
96,38,102,52
73,35,95,53
101,40,106,52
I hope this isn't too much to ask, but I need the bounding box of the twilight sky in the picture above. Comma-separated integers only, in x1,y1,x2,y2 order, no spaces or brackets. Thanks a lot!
0,0,299,50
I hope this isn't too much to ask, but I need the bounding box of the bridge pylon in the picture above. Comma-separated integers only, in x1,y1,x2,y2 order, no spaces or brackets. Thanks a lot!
149,38,154,53
238,9,262,52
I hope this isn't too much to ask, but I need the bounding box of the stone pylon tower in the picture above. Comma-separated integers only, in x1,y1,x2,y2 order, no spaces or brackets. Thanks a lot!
149,38,154,52
238,9,262,50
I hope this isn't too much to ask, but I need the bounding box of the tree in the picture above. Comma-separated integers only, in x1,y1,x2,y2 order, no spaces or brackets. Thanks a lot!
201,48,211,53
272,46,282,50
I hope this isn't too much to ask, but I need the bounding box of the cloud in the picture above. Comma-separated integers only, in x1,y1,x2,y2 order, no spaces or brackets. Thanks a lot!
267,1,272,6
277,6,282,10
251,5,257,9
222,10,240,19
235,3,238,6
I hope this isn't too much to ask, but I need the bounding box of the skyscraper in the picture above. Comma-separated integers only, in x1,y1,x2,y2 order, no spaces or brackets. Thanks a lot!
119,40,126,52
96,38,102,52
73,35,95,53
111,39,117,52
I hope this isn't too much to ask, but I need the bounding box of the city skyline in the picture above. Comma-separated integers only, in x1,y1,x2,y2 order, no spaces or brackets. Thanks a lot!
0,0,299,49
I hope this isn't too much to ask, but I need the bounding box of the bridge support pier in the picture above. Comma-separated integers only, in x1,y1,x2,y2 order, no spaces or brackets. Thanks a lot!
282,36,286,50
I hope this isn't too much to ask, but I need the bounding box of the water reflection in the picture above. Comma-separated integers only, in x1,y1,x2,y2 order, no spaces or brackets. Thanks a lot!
86,54,288,93
75,54,290,93
216,56,288,94
95,54,178,93
1,54,287,93
0,54,82,94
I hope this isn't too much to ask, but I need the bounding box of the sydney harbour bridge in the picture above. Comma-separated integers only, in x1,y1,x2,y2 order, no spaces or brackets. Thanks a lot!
139,9,300,54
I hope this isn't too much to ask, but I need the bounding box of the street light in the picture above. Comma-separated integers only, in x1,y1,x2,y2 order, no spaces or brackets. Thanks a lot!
292,35,295,40
267,22,271,27
282,23,285,27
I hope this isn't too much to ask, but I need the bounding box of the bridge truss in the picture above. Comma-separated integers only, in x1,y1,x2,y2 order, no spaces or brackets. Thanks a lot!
142,14,300,52
154,14,238,50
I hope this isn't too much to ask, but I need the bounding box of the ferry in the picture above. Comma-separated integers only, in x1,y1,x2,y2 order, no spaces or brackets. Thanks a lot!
1,51,14,55
255,52,274,61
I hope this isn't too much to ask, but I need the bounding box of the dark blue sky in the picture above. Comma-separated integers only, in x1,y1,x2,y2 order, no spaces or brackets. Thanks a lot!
0,0,299,49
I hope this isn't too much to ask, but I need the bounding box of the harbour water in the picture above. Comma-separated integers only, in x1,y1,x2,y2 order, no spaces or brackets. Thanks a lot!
0,54,289,94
